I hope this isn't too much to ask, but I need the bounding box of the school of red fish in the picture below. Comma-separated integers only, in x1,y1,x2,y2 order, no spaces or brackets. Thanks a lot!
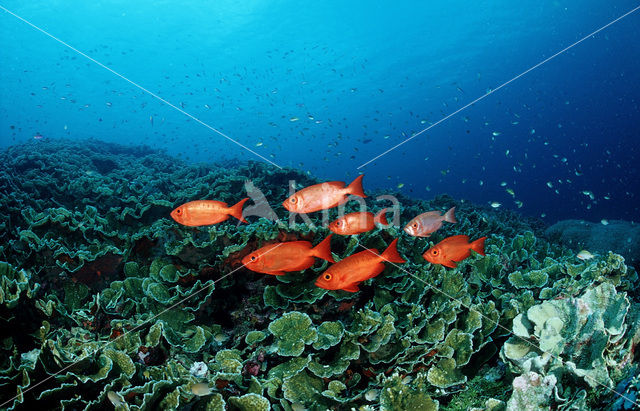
170,175,487,292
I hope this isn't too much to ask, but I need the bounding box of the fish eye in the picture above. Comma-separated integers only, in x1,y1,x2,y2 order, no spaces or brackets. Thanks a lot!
336,221,341,226
431,250,438,255
176,209,182,215
412,222,418,228
250,255,256,261
324,273,332,281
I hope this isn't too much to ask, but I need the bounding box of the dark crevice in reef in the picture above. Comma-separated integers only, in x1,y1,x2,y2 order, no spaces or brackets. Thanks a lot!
91,157,119,174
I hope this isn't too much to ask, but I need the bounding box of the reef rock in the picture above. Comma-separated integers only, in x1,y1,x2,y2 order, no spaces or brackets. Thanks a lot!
506,371,556,411
546,219,640,268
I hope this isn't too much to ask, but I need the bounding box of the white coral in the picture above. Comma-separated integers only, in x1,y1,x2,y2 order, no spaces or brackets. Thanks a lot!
189,361,208,378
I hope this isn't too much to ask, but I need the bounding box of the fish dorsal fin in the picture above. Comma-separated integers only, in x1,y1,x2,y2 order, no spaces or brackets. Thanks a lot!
442,235,469,244
422,211,441,217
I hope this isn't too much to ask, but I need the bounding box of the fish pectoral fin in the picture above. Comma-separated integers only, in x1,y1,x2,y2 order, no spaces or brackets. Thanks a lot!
443,260,458,268
342,284,360,292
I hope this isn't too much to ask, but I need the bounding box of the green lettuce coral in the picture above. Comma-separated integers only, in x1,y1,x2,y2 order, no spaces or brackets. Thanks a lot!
268,311,318,356
0,139,638,410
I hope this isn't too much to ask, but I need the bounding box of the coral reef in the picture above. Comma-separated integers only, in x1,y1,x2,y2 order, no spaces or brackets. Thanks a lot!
0,138,638,410
501,281,640,409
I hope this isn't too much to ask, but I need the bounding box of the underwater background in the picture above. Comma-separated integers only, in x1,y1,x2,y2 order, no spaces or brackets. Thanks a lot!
1,1,640,410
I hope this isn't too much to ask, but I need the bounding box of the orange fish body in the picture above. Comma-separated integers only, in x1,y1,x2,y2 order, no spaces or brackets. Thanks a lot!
329,208,389,235
315,238,405,292
242,235,334,276
171,198,248,226
404,207,456,237
423,235,486,268
283,175,366,214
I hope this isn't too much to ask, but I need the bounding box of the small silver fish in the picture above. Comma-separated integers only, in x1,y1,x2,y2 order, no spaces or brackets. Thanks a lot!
107,391,125,406
577,250,594,260
191,383,212,396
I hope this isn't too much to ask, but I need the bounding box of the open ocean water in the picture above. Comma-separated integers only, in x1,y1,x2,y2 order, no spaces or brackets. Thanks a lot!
1,1,640,410
2,0,639,222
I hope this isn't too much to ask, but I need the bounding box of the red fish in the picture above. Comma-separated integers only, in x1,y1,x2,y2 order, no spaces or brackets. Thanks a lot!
242,235,334,275
283,175,366,214
171,198,248,226
314,238,405,292
328,208,389,235
423,235,486,268
404,207,456,237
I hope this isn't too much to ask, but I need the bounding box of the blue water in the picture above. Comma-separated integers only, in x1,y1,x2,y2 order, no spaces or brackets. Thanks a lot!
1,0,639,223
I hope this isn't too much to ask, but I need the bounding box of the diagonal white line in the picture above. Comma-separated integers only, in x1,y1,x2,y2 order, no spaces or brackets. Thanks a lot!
356,4,640,170
0,242,285,408
356,242,640,408
0,4,282,169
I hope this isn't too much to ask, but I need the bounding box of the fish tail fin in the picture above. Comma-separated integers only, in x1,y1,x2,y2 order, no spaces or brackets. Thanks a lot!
312,234,335,263
347,174,366,198
444,206,457,224
230,198,249,223
381,238,405,263
471,236,487,256
374,208,389,226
